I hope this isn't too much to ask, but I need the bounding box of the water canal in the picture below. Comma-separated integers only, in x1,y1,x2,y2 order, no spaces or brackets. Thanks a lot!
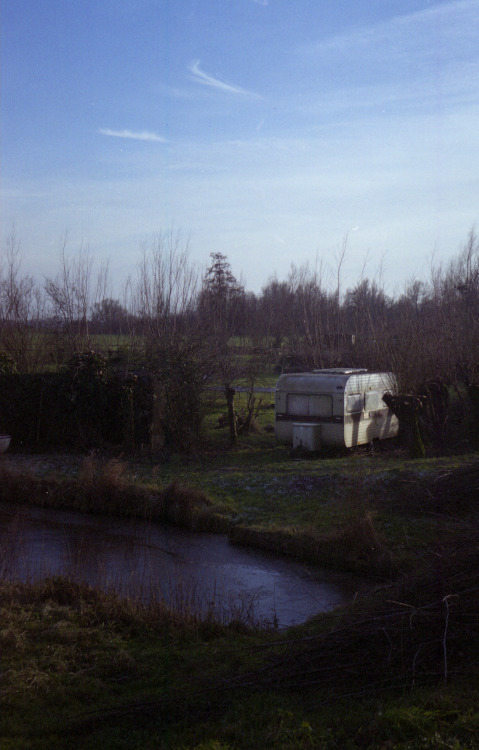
0,502,365,628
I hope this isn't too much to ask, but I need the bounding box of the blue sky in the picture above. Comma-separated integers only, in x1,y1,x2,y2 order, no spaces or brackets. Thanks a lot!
1,0,478,296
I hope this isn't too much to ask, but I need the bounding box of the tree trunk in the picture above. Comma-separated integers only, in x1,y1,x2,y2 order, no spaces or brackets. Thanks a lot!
224,386,237,445
383,393,425,459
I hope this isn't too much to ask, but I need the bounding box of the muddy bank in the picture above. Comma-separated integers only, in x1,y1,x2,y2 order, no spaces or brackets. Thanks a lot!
0,455,226,532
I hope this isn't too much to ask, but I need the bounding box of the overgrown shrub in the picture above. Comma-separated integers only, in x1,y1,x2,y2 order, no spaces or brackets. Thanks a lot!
146,346,206,452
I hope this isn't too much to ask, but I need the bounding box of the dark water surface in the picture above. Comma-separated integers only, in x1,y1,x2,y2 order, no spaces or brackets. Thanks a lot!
0,502,364,628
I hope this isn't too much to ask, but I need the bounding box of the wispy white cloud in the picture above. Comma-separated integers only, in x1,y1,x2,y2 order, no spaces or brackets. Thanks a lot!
251,0,268,5
188,60,260,98
99,128,166,142
155,83,194,100
293,0,478,127
302,0,478,61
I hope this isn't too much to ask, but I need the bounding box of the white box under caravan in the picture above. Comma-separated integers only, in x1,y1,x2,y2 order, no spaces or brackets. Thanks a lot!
275,369,399,450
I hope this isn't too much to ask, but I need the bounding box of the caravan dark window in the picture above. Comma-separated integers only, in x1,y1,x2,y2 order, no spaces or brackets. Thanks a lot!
346,393,363,413
310,394,333,417
287,394,309,416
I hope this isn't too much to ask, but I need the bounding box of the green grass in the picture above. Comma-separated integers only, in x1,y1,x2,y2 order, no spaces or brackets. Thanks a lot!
2,570,479,749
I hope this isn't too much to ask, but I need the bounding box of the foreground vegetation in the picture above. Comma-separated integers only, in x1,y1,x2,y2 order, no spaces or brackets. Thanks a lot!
1,436,479,748
2,569,478,750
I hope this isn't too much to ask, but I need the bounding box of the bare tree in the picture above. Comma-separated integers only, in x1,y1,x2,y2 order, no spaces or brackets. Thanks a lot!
198,252,245,445
0,227,46,372
134,230,198,340
259,277,297,348
296,257,333,368
132,230,206,451
91,298,130,334
288,241,350,370
44,236,99,356
442,228,479,384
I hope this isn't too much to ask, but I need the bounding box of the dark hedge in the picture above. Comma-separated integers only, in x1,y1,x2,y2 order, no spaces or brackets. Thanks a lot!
0,371,153,453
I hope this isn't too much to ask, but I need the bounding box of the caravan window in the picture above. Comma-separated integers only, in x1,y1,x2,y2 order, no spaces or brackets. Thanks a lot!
365,391,380,411
287,393,333,417
346,393,363,413
287,394,309,416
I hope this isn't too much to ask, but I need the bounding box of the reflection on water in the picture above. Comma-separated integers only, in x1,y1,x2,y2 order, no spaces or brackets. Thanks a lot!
0,502,363,628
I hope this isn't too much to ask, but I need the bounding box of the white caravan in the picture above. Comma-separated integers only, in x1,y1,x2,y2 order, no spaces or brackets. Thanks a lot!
275,368,399,451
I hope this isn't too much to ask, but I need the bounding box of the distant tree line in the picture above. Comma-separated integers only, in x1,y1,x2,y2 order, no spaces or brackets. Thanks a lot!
1,227,479,452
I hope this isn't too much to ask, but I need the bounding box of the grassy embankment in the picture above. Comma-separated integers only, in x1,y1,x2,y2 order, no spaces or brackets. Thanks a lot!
1,393,479,748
